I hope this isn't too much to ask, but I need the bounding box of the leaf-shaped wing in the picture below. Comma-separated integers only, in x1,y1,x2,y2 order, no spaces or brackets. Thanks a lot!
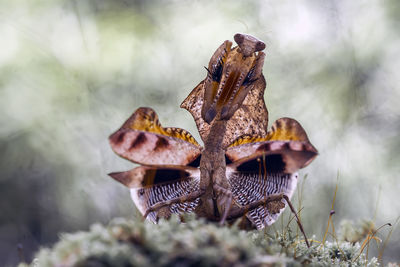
227,163,298,229
226,117,317,172
109,166,200,223
109,107,202,166
181,76,269,148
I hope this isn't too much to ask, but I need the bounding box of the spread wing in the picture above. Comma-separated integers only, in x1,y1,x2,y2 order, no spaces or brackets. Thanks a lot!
181,76,269,148
225,118,317,229
226,117,318,172
109,107,202,166
109,165,200,223
227,162,298,229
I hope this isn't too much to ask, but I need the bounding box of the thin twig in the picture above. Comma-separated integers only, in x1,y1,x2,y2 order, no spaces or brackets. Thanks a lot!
283,195,310,248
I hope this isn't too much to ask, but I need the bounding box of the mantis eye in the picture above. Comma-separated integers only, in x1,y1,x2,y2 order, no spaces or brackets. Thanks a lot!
242,66,257,86
205,57,224,83
211,58,224,83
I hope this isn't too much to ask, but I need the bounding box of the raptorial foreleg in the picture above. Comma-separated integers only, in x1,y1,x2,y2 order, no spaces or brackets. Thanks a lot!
227,193,285,220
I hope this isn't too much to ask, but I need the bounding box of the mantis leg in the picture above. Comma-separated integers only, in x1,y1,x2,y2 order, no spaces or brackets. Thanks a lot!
227,193,310,248
143,189,205,219
213,183,233,225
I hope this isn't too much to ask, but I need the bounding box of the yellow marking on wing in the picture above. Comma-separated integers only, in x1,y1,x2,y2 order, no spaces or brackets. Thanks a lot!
228,134,266,147
228,117,309,147
124,107,201,147
161,127,201,147
266,118,309,142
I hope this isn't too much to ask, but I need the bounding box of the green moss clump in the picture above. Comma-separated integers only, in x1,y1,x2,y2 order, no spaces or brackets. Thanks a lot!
19,215,380,267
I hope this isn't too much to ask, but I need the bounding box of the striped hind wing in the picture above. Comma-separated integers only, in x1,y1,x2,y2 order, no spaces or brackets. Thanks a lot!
227,168,298,229
109,166,200,223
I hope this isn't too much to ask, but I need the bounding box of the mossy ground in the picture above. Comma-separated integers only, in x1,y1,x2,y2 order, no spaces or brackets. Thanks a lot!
18,215,383,267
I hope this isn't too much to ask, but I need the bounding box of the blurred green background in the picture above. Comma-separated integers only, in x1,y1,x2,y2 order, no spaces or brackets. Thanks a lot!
1,0,399,265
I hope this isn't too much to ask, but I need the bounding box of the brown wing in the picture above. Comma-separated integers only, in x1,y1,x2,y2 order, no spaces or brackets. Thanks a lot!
109,107,202,166
181,76,269,148
225,117,317,229
109,166,200,223
226,117,317,172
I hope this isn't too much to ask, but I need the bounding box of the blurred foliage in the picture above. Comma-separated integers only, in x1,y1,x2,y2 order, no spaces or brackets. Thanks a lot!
1,0,399,265
18,216,380,267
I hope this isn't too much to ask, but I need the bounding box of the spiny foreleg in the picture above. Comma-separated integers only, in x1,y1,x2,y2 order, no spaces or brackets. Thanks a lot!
227,193,285,219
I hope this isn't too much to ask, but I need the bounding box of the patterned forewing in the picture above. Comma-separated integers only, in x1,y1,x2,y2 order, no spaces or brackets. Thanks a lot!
226,118,318,172
228,170,298,229
109,107,202,166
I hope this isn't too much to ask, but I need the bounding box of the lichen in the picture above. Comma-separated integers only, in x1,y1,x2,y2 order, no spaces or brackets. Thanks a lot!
18,215,380,267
